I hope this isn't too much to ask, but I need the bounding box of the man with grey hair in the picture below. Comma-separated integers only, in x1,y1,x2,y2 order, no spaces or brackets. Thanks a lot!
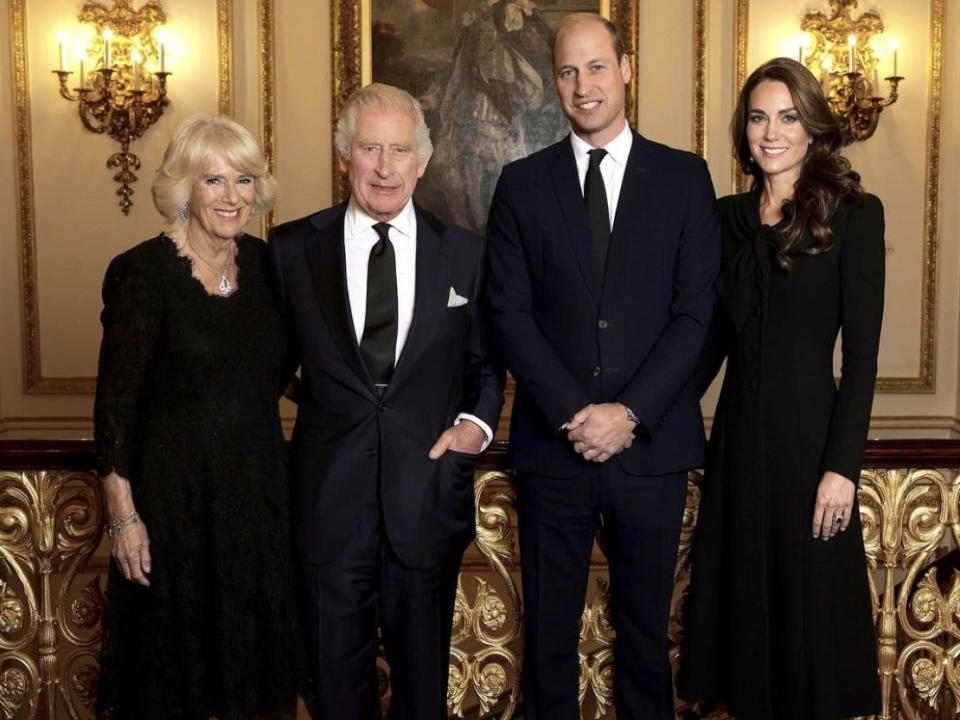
267,82,504,719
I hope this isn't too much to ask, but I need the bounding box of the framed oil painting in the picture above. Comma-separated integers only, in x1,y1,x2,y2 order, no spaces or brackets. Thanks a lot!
331,0,639,233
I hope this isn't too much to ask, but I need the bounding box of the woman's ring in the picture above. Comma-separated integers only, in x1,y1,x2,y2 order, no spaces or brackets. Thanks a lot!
834,515,843,524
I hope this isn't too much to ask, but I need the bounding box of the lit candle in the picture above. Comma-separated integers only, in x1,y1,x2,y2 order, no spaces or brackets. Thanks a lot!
131,49,141,90
821,55,833,95
798,45,804,64
847,34,856,73
103,28,113,68
56,32,66,71
160,43,166,73
79,58,85,89
873,66,879,94
891,39,899,76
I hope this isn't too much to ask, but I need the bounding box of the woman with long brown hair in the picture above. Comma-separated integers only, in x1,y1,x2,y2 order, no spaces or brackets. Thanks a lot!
678,57,883,719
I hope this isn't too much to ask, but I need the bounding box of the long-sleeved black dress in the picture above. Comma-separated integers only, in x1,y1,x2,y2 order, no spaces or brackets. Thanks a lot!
94,234,301,720
678,191,884,720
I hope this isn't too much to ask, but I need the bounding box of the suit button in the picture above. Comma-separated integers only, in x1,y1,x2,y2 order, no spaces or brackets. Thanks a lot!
378,404,386,413
592,367,601,377
598,319,609,329
365,448,377,457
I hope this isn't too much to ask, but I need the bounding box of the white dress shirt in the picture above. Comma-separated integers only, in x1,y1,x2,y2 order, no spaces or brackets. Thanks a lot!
570,121,634,228
343,198,493,448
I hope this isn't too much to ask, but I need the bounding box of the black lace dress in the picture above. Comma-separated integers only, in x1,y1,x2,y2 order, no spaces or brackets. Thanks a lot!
94,234,301,720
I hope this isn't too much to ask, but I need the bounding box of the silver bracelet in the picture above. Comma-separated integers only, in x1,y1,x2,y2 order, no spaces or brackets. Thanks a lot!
108,510,140,538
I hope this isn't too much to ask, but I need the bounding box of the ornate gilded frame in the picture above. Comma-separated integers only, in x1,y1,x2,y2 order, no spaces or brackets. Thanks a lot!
10,0,235,394
330,0,640,203
732,0,943,394
258,0,276,233
692,0,708,158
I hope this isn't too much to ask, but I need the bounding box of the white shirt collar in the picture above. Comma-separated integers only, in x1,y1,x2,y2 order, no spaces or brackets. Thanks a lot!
344,197,417,240
570,121,633,168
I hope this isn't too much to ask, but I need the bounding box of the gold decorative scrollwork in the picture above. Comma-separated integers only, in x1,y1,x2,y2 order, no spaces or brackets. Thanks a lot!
0,470,102,719
446,471,520,718
4,455,960,718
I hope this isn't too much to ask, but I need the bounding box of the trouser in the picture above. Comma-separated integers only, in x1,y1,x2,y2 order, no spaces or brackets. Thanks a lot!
299,475,462,720
518,465,688,720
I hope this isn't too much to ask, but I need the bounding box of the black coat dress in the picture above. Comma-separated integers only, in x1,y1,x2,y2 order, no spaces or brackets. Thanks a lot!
678,191,884,720
94,235,302,720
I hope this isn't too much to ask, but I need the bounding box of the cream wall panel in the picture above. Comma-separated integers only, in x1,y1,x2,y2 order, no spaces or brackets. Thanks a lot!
1,0,230,434
273,2,332,224
746,0,927,383
29,0,220,379
2,0,959,438
637,0,692,150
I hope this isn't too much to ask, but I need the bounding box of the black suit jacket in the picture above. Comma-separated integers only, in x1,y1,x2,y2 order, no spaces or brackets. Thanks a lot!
267,203,504,567
486,132,721,478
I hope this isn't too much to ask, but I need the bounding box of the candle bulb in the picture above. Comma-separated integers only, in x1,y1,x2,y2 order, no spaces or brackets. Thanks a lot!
847,35,856,73
798,46,804,64
891,40,899,76
79,58,85,89
874,66,879,94
160,43,166,73
57,33,66,71
103,28,113,68
131,49,141,91
820,56,834,97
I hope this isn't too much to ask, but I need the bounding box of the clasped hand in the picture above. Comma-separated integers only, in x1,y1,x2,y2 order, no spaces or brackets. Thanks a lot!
566,403,636,463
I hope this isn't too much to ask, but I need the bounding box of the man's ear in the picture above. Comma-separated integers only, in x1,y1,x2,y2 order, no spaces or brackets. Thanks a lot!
620,53,632,85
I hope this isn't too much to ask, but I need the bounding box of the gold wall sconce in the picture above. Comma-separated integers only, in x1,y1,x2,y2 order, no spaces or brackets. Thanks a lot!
798,0,903,145
52,1,171,215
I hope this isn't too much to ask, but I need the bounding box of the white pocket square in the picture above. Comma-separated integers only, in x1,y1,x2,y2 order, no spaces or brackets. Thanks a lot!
447,287,469,308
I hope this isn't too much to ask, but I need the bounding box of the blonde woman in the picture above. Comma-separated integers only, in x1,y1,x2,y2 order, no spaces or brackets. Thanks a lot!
94,115,301,719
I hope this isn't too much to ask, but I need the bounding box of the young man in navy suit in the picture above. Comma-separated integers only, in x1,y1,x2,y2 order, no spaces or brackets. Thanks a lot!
486,14,721,719
267,83,503,719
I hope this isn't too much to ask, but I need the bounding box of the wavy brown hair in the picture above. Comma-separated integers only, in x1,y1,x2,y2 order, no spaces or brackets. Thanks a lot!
732,57,863,269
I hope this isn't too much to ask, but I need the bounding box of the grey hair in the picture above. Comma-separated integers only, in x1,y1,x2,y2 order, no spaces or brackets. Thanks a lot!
334,83,433,163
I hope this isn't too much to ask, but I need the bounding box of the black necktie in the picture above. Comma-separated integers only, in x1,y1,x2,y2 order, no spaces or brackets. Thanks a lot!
360,222,398,388
585,148,610,277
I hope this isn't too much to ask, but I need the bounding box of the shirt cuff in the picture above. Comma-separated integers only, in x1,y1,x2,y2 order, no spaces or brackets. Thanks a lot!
454,413,494,452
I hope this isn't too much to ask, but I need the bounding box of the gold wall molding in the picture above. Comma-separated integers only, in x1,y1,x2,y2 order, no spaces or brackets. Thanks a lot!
692,0,708,158
257,0,276,234
11,0,235,395
217,0,233,116
731,0,942,394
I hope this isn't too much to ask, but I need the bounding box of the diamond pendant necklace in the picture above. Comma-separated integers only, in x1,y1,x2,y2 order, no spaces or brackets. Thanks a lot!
187,235,235,296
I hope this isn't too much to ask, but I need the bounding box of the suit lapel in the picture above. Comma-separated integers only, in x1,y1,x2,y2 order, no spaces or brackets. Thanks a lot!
303,206,376,395
548,138,600,302
609,132,656,246
386,208,451,396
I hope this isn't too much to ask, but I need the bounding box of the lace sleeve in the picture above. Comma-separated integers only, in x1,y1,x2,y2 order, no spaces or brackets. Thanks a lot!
93,252,163,480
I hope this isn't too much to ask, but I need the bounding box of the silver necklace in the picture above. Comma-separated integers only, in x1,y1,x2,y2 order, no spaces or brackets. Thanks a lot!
187,235,235,296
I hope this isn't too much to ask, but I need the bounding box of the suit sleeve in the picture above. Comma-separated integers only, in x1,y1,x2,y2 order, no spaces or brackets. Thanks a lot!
265,228,302,393
615,157,721,435
486,169,592,431
821,195,885,483
459,236,507,433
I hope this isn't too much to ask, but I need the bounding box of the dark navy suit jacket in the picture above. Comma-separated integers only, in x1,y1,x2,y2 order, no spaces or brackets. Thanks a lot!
486,132,721,478
267,203,504,567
